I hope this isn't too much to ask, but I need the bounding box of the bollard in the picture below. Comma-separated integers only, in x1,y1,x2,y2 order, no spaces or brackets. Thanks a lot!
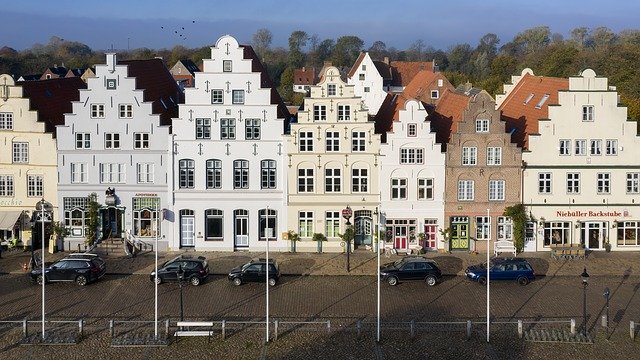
109,320,114,338
79,319,84,339
631,321,636,340
23,318,28,338
518,320,523,339
410,320,415,338
601,315,607,327
466,320,472,339
570,319,576,335
356,320,361,336
327,320,331,333
78,244,81,252
221,320,226,340
165,319,170,339
274,320,279,341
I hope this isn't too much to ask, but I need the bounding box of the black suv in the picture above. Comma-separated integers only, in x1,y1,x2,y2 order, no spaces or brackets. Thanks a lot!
150,255,209,286
228,258,280,286
380,256,442,286
30,253,106,286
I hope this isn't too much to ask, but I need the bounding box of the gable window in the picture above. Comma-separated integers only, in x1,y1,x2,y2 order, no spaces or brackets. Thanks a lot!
71,163,87,183
119,104,133,118
391,178,407,200
299,131,313,151
91,104,105,118
0,175,14,197
106,79,117,89
359,74,365,81
417,178,434,200
105,133,120,149
327,84,336,96
137,163,154,184
205,209,224,241
220,118,236,139
261,159,276,189
0,112,13,130
211,90,223,103
313,105,327,121
475,119,489,133
27,174,44,197
233,159,249,189
12,142,28,163
298,168,314,193
326,131,339,152
223,60,232,72
462,146,477,165
298,211,313,238
605,139,618,155
582,105,594,121
100,163,126,183
179,159,195,189
487,147,502,165
489,179,505,201
75,133,91,149
597,173,610,194
232,90,244,104
559,139,570,156
538,173,552,194
326,211,340,238
590,139,602,155
476,216,490,240
133,132,150,149
567,173,580,194
458,180,474,201
574,140,586,156
364,87,370,93
352,131,366,151
431,90,439,99
352,168,368,193
338,105,351,121
325,168,341,192
196,118,211,139
497,217,513,241
407,123,417,137
400,148,424,164
245,118,261,140
627,173,640,194
206,159,222,189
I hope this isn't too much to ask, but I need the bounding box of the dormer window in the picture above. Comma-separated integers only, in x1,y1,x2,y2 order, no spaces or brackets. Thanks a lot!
437,79,443,87
327,84,336,96
582,105,594,121
535,94,550,109
223,60,232,72
523,93,534,105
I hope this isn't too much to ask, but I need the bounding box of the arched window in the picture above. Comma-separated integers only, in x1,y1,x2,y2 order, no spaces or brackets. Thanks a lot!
179,159,195,188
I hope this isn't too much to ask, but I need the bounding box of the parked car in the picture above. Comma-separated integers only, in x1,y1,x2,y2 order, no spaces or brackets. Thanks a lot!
465,258,535,285
30,253,106,286
379,256,442,286
228,258,280,286
150,255,209,286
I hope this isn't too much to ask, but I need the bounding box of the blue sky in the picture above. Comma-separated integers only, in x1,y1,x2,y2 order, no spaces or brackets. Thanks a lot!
2,0,638,51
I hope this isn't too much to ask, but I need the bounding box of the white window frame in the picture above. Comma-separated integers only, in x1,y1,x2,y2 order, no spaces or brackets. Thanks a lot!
119,104,133,118
575,139,586,156
91,104,105,118
245,118,261,140
475,119,489,133
75,133,91,149
205,159,222,189
0,175,15,196
352,131,366,152
326,131,340,152
220,118,236,140
211,89,224,104
487,147,502,165
0,112,13,130
337,105,350,121
458,180,474,201
223,60,232,72
325,168,341,193
298,211,314,238
627,172,640,194
26,174,44,197
489,179,505,201
407,123,417,137
605,139,618,156
137,163,154,184
400,148,424,164
313,105,327,121
327,84,336,96
476,216,490,240
352,168,368,193
298,168,314,193
597,172,610,194
497,217,513,241
538,172,552,194
12,142,28,163
233,159,249,189
391,178,407,200
431,90,439,99
232,90,244,104
582,105,594,121
325,211,341,238
559,139,570,156
71,163,87,183
261,159,277,189
100,163,126,184
590,139,602,156
196,118,211,139
104,133,120,149
417,178,434,200
133,132,150,149
567,172,580,194
462,147,477,165
299,131,313,151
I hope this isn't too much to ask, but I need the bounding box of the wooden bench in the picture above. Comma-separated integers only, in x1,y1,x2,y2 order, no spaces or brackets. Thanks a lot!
174,321,217,341
494,240,516,257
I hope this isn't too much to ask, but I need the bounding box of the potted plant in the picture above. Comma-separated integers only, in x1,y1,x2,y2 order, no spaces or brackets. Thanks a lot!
439,227,452,253
312,233,327,253
604,238,611,252
50,221,70,252
286,230,300,253
339,226,355,254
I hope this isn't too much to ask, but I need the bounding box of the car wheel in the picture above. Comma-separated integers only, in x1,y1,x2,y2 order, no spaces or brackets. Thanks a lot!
233,277,242,286
517,276,530,286
75,275,88,286
36,275,45,285
387,276,398,286
190,276,201,286
268,278,277,286
478,277,487,285
155,276,162,285
425,276,437,287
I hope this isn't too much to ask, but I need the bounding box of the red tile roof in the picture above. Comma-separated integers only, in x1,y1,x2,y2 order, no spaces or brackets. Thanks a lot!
429,89,471,145
347,53,366,78
498,73,569,148
403,70,451,101
294,67,316,85
18,77,86,137
390,61,433,86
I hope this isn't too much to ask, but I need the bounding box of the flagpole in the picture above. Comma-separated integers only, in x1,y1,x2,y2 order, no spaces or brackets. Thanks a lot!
486,208,490,343
154,202,158,339
266,205,270,343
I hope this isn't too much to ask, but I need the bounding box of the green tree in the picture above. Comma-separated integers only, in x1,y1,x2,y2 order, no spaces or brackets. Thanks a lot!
331,36,364,67
85,193,100,246
503,203,529,253
252,28,272,60
288,30,308,68
278,66,295,103
368,40,388,60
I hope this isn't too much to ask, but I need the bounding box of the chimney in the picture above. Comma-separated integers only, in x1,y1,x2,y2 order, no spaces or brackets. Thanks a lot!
383,57,389,65
302,66,306,72
106,53,117,73
432,59,439,72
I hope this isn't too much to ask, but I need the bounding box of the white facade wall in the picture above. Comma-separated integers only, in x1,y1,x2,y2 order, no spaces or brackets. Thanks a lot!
523,69,640,251
57,54,171,250
171,35,288,251
348,53,387,116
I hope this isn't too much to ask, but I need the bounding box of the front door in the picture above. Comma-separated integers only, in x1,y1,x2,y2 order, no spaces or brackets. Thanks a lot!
424,224,438,249
585,222,605,250
393,226,407,250
234,210,249,247
450,217,470,251
180,216,195,247
355,216,372,246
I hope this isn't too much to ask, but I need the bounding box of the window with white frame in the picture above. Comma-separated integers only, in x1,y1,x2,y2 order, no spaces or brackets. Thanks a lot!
245,118,261,140
407,123,417,137
538,172,552,194
462,147,477,165
590,139,602,155
258,208,277,240
475,119,489,133
232,90,244,104
567,173,580,194
205,209,223,240
223,60,232,72
12,142,28,163
364,87,370,93
206,159,222,189
476,216,490,240
132,197,160,237
100,163,125,183
71,163,87,183
327,84,336,96
261,159,276,189
119,104,133,118
543,222,571,246
314,105,327,121
137,163,154,184
211,89,223,103
91,104,105,118
196,118,211,139
627,173,640,194
359,73,365,80
0,112,13,130
233,160,249,189
298,168,314,192
487,147,502,165
0,175,14,196
616,221,640,246
458,180,474,200
431,90,439,99
325,211,340,238
27,174,44,197
133,133,149,149
574,140,586,155
325,168,341,192
326,131,339,151
605,139,618,155
352,168,368,193
75,133,91,149
559,139,570,155
352,131,366,151
497,217,513,241
417,178,434,200
582,105,594,121
489,179,505,201
179,159,195,188
221,118,236,139
299,131,313,151
298,211,313,238
391,178,407,199
597,173,610,194
338,105,350,120
104,133,120,149
63,197,88,237
400,148,424,164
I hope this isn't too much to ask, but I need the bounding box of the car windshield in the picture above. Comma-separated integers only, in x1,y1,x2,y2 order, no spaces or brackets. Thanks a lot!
241,263,252,271
392,259,404,267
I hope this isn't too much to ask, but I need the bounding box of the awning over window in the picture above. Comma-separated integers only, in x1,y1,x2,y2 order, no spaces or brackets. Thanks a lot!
0,211,22,230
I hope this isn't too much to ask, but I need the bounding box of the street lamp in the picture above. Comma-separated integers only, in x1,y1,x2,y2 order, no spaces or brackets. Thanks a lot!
603,287,610,339
35,198,47,340
374,207,380,343
177,265,185,322
342,205,353,273
581,267,589,336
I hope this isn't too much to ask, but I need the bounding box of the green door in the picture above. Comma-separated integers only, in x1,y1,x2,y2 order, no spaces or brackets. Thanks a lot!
450,218,470,250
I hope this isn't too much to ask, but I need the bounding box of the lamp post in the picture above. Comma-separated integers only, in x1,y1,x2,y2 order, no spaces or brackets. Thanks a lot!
581,267,589,336
177,265,184,322
36,198,47,340
603,287,610,339
374,207,380,343
265,206,270,344
342,206,352,273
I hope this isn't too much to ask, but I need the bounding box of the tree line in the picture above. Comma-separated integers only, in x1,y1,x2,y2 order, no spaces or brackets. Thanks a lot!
1,27,639,119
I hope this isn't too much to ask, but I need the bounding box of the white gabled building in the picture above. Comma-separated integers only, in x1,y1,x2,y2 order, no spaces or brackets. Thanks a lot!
171,35,290,251
377,95,446,252
347,52,387,116
57,54,180,251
